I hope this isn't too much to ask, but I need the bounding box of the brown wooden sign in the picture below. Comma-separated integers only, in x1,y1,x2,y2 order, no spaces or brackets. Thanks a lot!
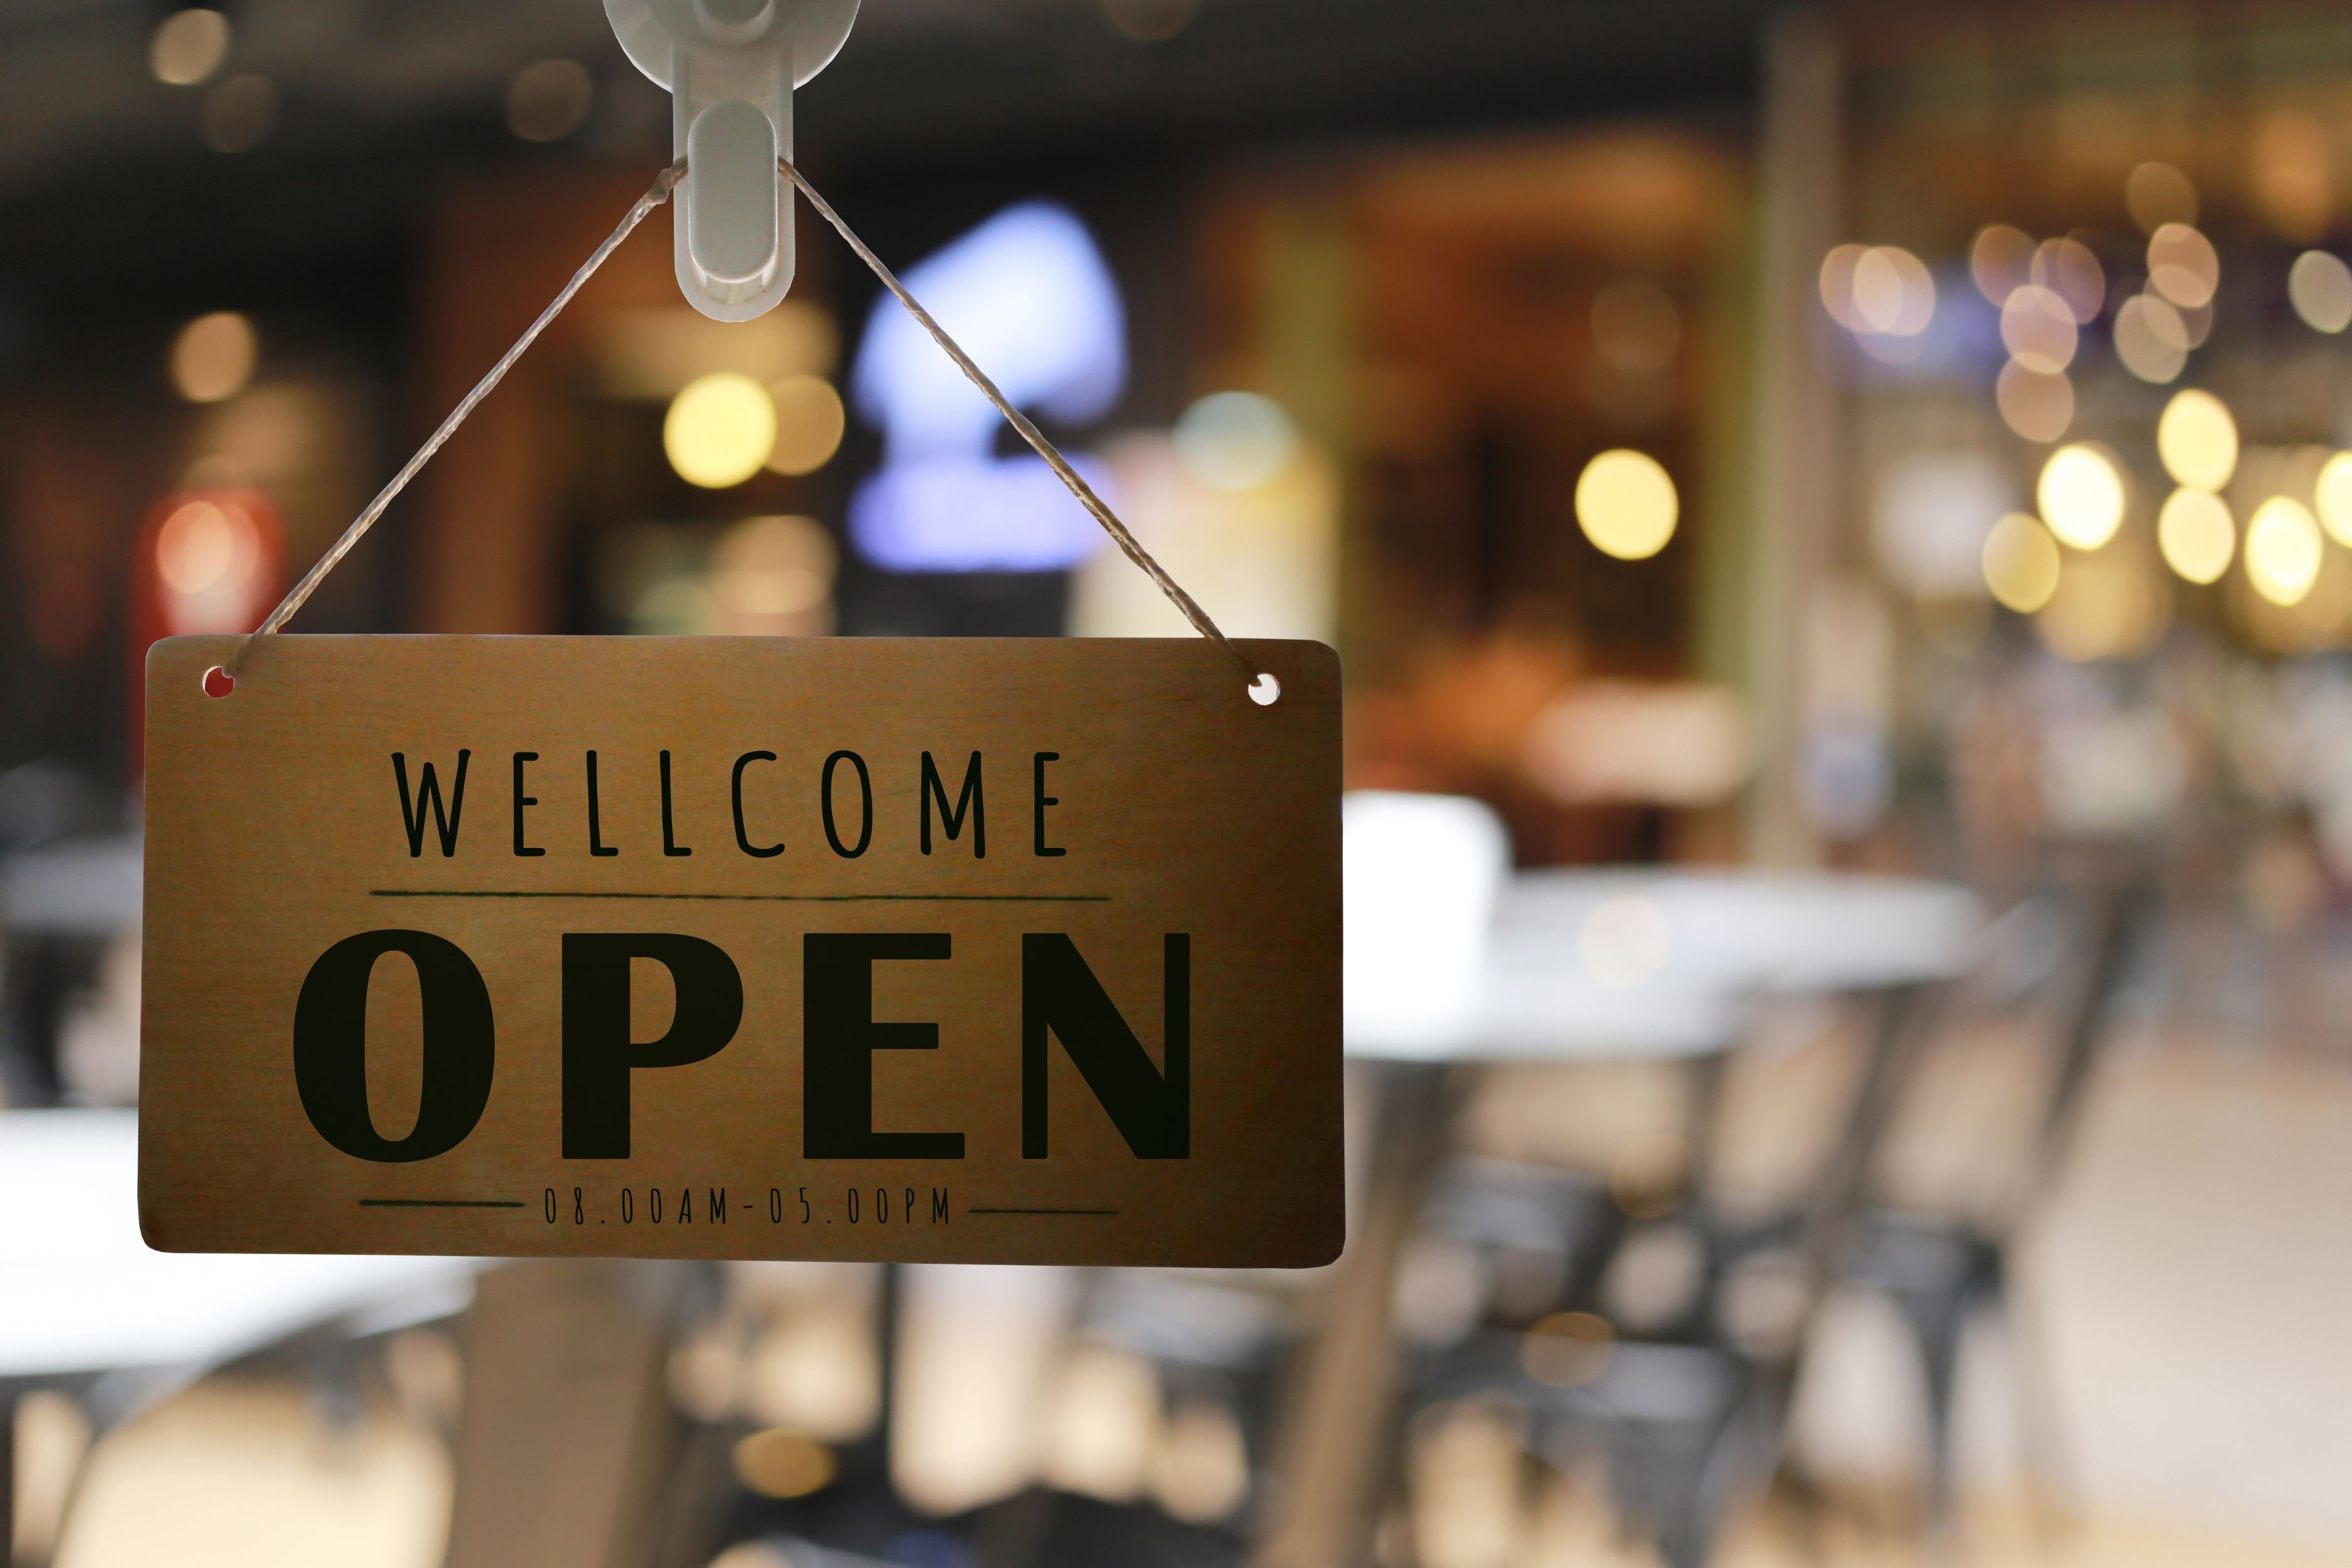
139,635,1342,1268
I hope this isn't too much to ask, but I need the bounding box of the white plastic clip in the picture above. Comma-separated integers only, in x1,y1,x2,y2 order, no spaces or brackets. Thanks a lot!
604,0,859,321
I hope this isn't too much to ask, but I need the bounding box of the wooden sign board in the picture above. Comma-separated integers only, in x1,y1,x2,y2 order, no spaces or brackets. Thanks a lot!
139,636,1342,1268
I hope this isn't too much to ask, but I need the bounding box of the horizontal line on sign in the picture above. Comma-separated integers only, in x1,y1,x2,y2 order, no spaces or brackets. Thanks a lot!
967,1207,1122,1216
359,1199,527,1210
369,891,1112,904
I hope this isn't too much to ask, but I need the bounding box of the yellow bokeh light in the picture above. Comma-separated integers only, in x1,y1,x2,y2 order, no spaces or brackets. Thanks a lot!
2037,444,2125,551
2156,389,2237,494
2158,489,2235,585
664,373,776,489
1983,512,2062,613
171,311,257,403
2247,497,2324,607
765,374,847,476
151,7,230,86
2315,452,2352,546
1575,450,1678,561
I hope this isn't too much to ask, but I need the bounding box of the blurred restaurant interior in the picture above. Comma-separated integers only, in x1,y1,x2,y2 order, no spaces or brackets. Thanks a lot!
6,0,2352,1565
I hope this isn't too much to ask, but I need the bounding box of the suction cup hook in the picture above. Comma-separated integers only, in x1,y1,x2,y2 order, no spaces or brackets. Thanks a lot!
605,0,860,321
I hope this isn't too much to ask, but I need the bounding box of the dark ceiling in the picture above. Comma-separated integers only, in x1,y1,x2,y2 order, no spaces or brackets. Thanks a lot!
0,0,1779,329
0,0,1777,184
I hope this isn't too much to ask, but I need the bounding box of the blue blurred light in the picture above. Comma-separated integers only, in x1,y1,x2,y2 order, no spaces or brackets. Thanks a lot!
850,453,1116,573
849,201,1128,573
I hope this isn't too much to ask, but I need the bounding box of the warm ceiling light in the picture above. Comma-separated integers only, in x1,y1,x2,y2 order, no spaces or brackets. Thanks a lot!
1995,360,2073,443
2000,285,2078,374
765,374,847,476
2156,389,2238,494
2289,251,2352,334
156,499,261,597
2037,445,2126,551
151,8,231,86
2031,236,2105,324
2157,489,2234,585
1574,450,1678,561
1983,512,2062,613
1850,245,1934,336
2247,497,2324,607
1970,225,2035,305
664,373,777,489
2147,223,2220,310
2112,295,2190,384
2316,452,2352,547
171,311,257,403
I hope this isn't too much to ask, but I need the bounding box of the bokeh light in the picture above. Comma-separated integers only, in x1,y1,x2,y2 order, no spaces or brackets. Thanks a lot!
2126,161,2199,233
1821,244,1934,337
1983,512,2062,612
1970,224,2035,305
2112,294,2190,384
2000,285,2077,373
2316,452,2352,546
2032,236,2105,324
1574,450,1679,561
156,499,260,598
2157,389,2238,494
2038,444,2126,551
2148,223,2220,310
2158,489,2235,585
1818,243,1867,329
1850,245,1935,336
2289,251,2352,334
765,374,847,476
171,312,257,403
665,372,777,489
732,1429,836,1499
1173,391,1299,490
150,8,231,86
506,60,594,142
2247,497,2324,607
1996,359,2074,442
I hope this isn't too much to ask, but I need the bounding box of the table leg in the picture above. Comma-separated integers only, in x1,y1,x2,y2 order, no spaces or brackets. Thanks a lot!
1250,1061,1460,1568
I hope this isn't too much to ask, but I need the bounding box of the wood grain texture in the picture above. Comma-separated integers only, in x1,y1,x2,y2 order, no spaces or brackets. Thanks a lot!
140,636,1342,1268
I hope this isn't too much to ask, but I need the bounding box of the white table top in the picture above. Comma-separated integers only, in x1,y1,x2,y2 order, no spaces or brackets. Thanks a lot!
1503,869,1984,993
0,1111,477,1380
1345,868,1981,1066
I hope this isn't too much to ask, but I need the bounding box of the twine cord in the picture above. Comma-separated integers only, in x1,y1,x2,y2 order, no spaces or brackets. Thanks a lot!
226,162,687,679
777,154,1251,680
226,156,1256,689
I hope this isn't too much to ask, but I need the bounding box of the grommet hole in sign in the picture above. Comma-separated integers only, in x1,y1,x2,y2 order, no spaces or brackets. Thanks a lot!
202,665,235,699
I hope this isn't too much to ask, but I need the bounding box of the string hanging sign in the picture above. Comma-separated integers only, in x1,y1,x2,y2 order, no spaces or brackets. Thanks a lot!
137,0,1343,1269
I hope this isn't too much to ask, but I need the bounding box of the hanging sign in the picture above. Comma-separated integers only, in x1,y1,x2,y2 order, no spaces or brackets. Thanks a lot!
139,635,1342,1268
